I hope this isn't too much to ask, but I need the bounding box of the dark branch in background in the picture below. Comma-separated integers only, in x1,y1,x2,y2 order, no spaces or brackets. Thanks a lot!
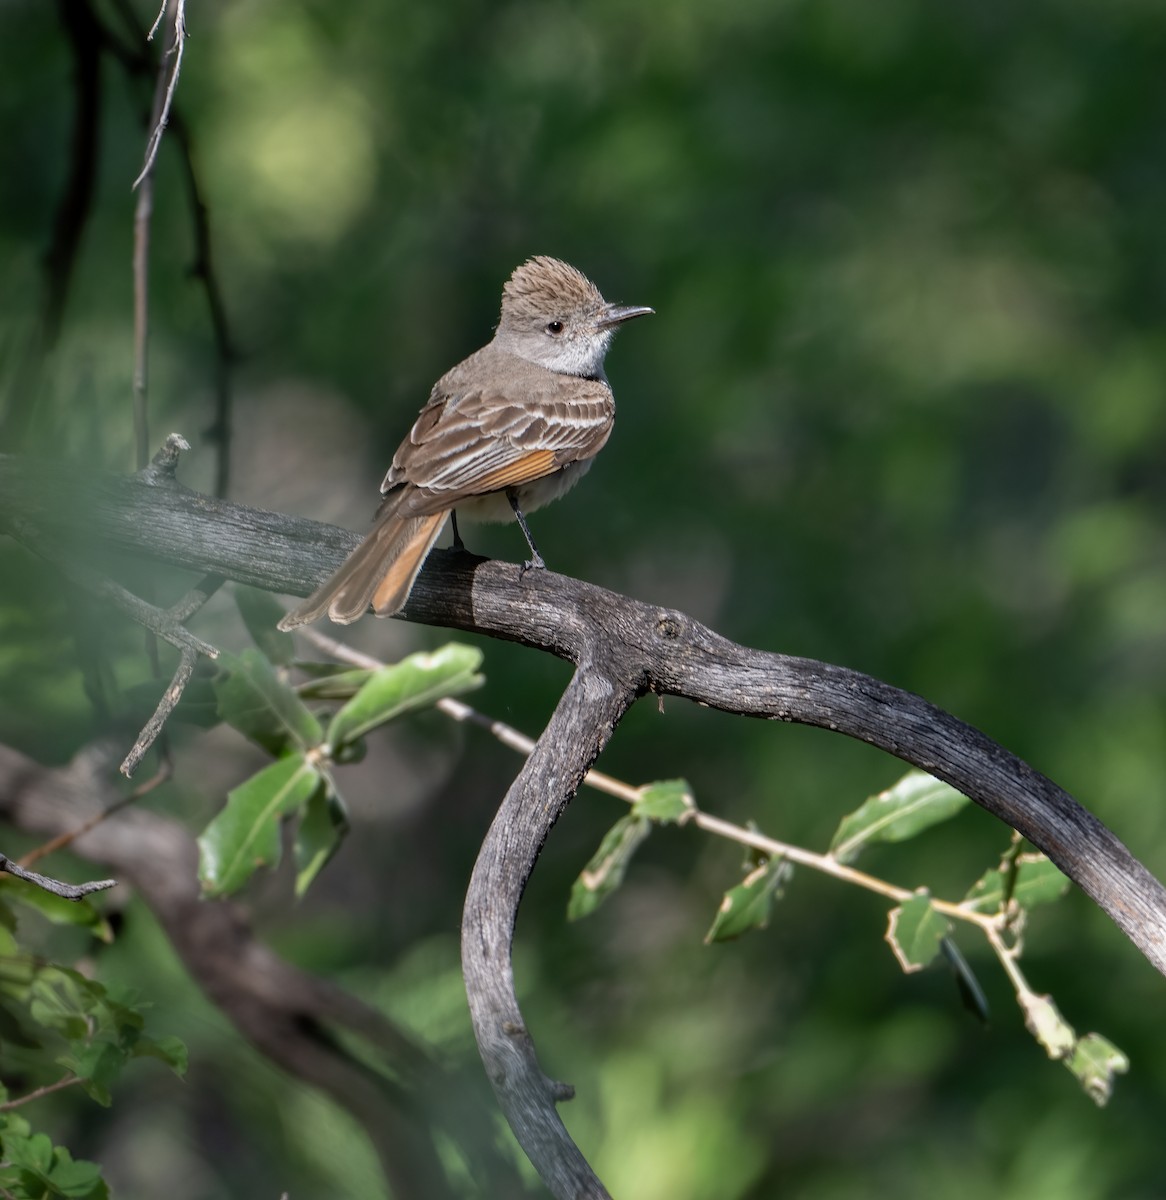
174,126,236,499
43,0,102,359
0,742,521,1200
0,0,102,448
2,452,1165,1199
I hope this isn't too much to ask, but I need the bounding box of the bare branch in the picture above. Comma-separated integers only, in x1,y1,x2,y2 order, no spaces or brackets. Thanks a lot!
119,644,198,776
463,664,635,1200
132,0,187,192
0,1074,85,1111
0,854,114,901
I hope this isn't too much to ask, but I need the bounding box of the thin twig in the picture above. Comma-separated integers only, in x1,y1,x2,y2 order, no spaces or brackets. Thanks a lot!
168,573,226,621
170,123,236,497
132,0,186,192
131,4,188,466
0,856,114,902
292,623,1068,1052
296,626,639,803
99,0,238,497
0,1074,86,1111
19,759,172,868
12,525,219,662
8,514,219,777
120,644,198,776
146,0,169,40
132,171,154,470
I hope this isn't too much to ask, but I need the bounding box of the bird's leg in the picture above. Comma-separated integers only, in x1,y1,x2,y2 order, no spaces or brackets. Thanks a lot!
507,490,545,572
450,509,466,552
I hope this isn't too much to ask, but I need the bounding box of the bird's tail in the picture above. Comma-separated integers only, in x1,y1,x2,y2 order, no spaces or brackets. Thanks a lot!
278,499,449,629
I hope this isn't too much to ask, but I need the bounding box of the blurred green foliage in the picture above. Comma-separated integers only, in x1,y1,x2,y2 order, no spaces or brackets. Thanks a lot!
2,0,1166,1195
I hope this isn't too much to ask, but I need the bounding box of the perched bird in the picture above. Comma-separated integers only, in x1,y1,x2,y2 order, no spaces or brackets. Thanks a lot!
278,256,652,628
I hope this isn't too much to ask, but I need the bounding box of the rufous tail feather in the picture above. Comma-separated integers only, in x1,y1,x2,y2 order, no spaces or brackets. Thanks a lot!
277,504,449,629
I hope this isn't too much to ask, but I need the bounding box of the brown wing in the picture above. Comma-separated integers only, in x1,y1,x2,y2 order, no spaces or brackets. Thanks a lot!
381,348,614,516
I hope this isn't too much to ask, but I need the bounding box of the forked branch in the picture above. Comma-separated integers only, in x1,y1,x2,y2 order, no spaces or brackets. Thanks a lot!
2,451,1164,1199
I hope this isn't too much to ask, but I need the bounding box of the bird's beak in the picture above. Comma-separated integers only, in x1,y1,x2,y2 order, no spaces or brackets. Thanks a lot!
596,303,654,330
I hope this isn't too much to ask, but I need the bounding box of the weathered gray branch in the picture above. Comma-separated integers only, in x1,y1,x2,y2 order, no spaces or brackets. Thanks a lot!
3,450,1165,1200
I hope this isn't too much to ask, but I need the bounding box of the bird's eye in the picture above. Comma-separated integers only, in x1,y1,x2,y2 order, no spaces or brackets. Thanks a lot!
546,320,564,335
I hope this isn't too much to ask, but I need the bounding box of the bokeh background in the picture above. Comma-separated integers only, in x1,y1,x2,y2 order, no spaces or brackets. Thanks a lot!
3,0,1166,1196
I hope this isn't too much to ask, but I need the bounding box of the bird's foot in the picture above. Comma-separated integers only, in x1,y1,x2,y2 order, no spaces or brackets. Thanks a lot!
519,552,546,577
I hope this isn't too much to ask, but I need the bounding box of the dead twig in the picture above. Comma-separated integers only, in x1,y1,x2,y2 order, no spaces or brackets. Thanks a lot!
0,855,114,902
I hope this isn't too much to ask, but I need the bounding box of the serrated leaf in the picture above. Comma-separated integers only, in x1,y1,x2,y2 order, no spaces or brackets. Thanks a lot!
132,1033,188,1077
2,883,113,943
197,754,323,896
886,891,951,972
831,771,969,864
294,782,349,898
326,644,484,749
963,854,1071,914
1066,1032,1128,1107
5,1131,54,1172
236,587,297,666
633,779,696,824
213,649,323,755
71,1041,124,1106
705,856,789,943
43,1151,107,1199
567,815,650,921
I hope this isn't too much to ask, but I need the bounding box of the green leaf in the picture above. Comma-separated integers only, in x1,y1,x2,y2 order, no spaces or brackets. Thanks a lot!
197,754,323,896
132,1033,188,1077
43,1151,107,1199
567,815,650,921
1066,1032,1128,1107
632,778,696,824
704,855,789,943
886,890,951,972
830,771,969,864
963,853,1071,914
71,1041,122,1106
297,667,376,701
3,1134,108,1199
213,649,323,755
325,644,483,750
5,1131,55,1173
236,587,298,666
294,782,349,897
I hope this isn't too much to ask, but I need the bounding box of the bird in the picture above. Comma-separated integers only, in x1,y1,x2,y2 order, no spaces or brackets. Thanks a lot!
277,256,652,629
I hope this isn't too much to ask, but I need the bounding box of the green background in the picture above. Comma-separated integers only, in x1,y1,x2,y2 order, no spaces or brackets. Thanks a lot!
2,0,1165,1196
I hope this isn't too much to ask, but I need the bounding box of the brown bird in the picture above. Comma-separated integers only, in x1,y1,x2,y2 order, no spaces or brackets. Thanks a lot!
278,256,652,629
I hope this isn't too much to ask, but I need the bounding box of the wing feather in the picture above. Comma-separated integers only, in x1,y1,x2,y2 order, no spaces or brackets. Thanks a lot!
381,350,615,515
